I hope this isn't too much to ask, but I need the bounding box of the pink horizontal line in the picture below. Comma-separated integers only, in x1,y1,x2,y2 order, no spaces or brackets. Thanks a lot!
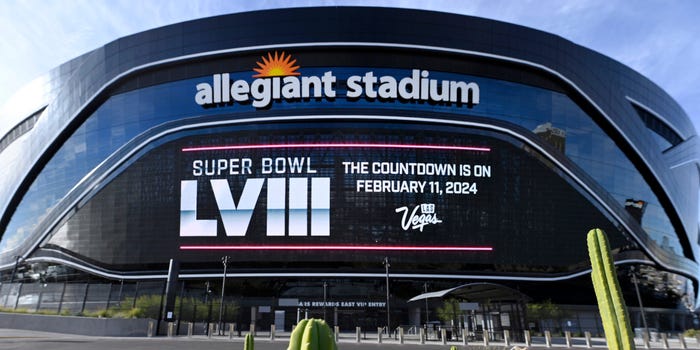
179,245,493,252
181,143,491,152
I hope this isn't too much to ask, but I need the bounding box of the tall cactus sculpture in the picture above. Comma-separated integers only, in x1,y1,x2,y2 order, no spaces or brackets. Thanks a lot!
244,332,255,350
288,318,337,350
587,228,635,350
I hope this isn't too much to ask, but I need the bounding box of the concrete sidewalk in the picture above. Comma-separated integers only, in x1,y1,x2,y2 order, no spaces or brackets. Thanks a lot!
0,328,695,350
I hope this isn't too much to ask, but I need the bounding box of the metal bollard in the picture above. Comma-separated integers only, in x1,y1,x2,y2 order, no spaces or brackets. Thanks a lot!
565,330,572,348
441,328,447,345
661,333,669,349
399,327,404,344
356,327,361,343
679,333,688,349
419,327,425,344
167,322,174,337
545,330,552,348
584,331,592,348
643,331,651,349
208,323,214,339
270,324,275,341
187,322,193,338
229,323,235,339
250,324,256,337
377,327,383,343
147,321,155,337
462,329,468,346
334,326,339,343
524,330,532,347
504,329,511,346
483,332,489,347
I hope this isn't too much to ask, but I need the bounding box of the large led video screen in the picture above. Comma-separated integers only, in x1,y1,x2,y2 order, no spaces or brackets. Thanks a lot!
48,121,627,275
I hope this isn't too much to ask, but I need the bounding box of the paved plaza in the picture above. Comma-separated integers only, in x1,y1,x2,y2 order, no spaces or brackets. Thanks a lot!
0,328,696,350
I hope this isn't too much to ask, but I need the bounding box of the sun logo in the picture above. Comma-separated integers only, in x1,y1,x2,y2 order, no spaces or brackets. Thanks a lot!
252,51,301,78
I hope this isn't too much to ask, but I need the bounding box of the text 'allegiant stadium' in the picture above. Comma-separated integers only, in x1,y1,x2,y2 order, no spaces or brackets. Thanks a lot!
194,69,481,108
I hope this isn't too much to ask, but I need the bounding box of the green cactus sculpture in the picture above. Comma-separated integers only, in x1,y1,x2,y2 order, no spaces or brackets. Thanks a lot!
587,228,635,350
449,346,458,350
244,332,254,350
287,318,337,350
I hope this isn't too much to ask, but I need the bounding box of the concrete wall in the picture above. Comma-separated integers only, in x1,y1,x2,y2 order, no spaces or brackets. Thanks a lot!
0,312,153,336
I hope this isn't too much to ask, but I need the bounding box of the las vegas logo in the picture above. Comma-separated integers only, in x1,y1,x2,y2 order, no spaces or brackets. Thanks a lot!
395,203,443,232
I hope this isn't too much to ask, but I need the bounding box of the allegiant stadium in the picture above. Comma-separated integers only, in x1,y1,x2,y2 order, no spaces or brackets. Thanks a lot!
0,7,698,336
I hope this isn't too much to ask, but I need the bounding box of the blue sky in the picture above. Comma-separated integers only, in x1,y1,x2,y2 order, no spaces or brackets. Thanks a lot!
0,0,699,134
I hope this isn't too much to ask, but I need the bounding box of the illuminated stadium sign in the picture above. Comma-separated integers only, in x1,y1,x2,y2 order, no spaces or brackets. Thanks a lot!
194,51,481,108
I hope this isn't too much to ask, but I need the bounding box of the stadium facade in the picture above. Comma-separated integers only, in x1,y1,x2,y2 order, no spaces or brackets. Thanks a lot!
0,7,698,335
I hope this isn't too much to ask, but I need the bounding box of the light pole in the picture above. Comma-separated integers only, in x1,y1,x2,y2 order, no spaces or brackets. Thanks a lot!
383,257,391,334
424,283,429,325
218,255,230,335
9,255,22,283
323,281,328,320
630,266,649,341
204,281,212,334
